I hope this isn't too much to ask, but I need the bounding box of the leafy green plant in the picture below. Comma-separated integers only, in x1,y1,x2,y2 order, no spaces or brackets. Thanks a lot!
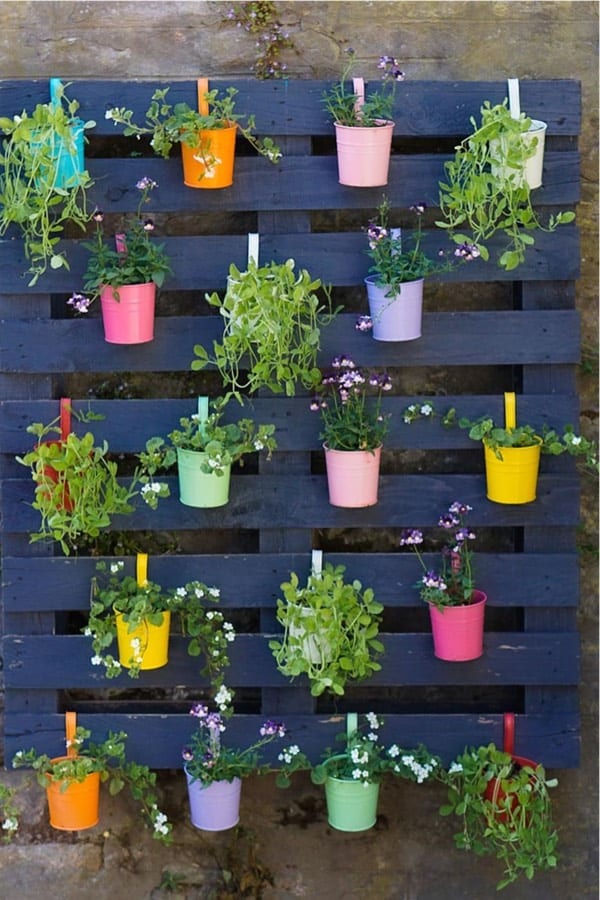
221,2,296,79
15,409,169,556
67,176,171,313
402,402,599,475
310,354,392,451
0,782,19,842
12,725,172,843
182,703,287,785
86,560,235,691
0,81,95,284
191,259,337,401
438,743,558,890
106,85,281,175
139,396,277,481
323,49,405,127
269,562,384,697
399,501,478,610
437,100,575,270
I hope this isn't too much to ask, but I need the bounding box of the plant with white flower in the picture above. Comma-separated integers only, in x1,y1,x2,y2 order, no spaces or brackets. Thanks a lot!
0,783,19,842
85,562,233,698
139,395,277,489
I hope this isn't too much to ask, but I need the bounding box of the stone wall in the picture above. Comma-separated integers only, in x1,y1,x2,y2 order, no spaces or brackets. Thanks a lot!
0,3,597,898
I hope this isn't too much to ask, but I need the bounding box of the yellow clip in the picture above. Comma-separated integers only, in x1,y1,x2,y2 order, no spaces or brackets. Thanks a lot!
504,392,516,431
136,552,149,587
197,78,209,117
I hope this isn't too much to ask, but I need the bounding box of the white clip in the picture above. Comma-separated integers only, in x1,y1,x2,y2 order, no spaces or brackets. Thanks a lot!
247,232,259,267
507,78,521,120
311,549,323,576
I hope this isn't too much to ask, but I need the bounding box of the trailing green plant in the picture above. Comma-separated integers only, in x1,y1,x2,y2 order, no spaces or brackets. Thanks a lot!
12,725,172,843
221,2,296,79
0,80,95,285
436,99,575,271
191,259,337,401
399,501,478,610
402,401,599,475
437,743,558,890
86,560,235,693
276,713,441,788
269,562,384,697
138,395,277,482
323,48,405,127
67,176,171,313
310,354,392,451
15,408,169,556
105,85,281,176
0,782,19,842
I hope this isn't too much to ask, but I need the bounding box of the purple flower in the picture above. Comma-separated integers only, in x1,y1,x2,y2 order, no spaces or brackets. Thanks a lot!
67,293,91,314
355,315,373,332
422,571,447,591
410,202,427,216
438,513,459,529
190,702,208,719
260,720,286,738
92,209,104,223
143,218,155,232
182,747,194,762
449,502,472,516
136,176,158,191
455,529,476,543
399,528,424,546
454,242,481,261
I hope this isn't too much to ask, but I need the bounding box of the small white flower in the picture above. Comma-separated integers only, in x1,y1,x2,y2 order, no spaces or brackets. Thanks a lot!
448,761,463,775
206,611,215,620
420,403,433,416
91,655,103,666
367,732,378,742
83,627,92,636
105,109,115,120
110,562,123,574
176,587,187,597
351,768,362,780
208,587,220,598
3,818,18,832
194,587,205,598
388,744,400,758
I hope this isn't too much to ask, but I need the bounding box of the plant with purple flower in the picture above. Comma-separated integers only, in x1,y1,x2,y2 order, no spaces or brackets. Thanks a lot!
323,48,405,127
67,177,171,314
183,703,287,786
311,355,392,451
399,502,478,609
362,196,477,302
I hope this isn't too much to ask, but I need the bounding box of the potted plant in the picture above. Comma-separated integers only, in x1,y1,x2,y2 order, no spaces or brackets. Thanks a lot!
181,703,288,831
139,395,277,508
399,502,486,662
403,395,599,504
276,713,441,832
323,49,405,187
310,354,392,507
269,561,384,697
438,742,558,889
67,176,172,344
436,99,575,270
191,258,337,402
106,84,281,188
86,559,235,692
15,407,169,556
0,79,95,285
359,197,480,342
12,712,172,841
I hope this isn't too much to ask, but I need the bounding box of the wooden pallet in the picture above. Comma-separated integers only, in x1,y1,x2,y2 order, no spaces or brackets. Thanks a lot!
0,78,581,768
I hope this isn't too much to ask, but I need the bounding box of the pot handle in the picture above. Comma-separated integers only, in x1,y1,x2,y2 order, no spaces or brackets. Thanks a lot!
59,398,72,441
247,233,259,267
49,78,63,109
136,552,148,587
503,392,517,432
507,78,521,120
352,77,365,120
502,712,515,756
346,712,358,743
311,549,323,577
197,78,209,117
65,710,78,758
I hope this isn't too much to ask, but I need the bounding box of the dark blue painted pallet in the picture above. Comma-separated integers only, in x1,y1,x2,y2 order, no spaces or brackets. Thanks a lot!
0,78,581,769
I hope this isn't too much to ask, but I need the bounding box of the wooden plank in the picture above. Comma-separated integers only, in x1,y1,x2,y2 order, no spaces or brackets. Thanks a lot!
0,310,581,373
1,711,580,769
1,553,579,612
1,473,581,533
0,394,582,454
0,79,581,135
3,633,580,689
0,220,581,291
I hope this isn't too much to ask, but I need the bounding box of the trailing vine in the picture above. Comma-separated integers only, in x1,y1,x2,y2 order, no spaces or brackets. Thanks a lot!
221,1,296,79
